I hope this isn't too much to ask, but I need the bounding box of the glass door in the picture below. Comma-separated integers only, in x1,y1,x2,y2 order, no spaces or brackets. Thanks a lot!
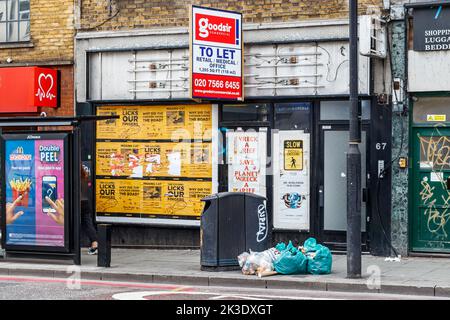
319,124,369,249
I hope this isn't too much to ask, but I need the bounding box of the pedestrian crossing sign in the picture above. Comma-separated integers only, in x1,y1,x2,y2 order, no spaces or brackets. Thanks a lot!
284,140,303,171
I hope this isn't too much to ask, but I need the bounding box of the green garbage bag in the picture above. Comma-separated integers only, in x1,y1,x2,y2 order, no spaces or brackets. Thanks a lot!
275,240,295,253
273,244,307,275
303,238,332,275
303,237,319,253
275,242,287,252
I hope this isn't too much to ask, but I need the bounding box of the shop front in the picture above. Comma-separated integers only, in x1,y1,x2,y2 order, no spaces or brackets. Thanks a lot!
0,67,59,113
407,2,450,254
75,19,392,254
217,99,375,250
409,96,450,253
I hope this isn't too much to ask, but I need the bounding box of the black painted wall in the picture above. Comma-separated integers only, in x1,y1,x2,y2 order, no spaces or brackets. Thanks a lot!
368,98,392,256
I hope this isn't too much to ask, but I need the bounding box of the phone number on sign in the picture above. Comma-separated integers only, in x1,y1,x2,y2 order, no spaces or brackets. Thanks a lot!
194,79,240,90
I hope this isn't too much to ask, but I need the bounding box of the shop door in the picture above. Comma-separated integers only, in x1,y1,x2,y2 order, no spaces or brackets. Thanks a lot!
220,126,269,198
412,127,450,253
319,125,369,250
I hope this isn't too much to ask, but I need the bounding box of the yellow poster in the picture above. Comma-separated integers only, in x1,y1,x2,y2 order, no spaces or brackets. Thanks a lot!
96,179,122,214
96,141,212,178
97,105,212,140
96,104,213,221
284,140,303,171
142,180,164,214
96,179,212,217
96,107,122,139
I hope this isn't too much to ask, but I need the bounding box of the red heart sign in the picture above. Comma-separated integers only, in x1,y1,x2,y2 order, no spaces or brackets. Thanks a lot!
36,73,56,102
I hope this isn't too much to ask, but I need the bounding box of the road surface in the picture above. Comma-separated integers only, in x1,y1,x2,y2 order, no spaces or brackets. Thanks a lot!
0,275,445,300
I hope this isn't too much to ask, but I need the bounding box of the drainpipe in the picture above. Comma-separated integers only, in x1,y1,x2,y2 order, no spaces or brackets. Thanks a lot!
74,0,82,30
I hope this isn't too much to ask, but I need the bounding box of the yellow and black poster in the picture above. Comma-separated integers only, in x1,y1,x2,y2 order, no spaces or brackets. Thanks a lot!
95,105,214,224
96,142,212,178
95,179,212,217
97,105,212,141
284,140,303,171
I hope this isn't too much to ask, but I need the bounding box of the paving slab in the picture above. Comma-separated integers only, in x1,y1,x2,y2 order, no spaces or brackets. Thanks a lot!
0,249,449,297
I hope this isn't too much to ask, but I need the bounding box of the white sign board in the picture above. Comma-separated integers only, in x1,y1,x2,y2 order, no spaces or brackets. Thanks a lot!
227,130,267,197
273,131,310,230
190,5,243,100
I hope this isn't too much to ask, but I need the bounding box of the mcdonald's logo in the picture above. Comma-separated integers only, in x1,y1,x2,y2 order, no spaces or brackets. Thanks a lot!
9,145,32,161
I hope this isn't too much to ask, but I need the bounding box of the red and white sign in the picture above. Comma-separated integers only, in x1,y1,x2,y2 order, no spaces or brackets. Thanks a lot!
34,69,57,106
0,67,58,113
191,5,243,101
226,131,267,197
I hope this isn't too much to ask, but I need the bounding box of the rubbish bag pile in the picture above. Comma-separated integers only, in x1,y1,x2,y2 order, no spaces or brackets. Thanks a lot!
238,247,280,276
238,238,332,277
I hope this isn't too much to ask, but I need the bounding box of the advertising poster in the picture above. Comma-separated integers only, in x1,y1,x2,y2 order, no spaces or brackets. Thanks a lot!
96,105,214,225
273,131,310,231
3,134,66,249
190,5,243,100
96,105,212,141
96,142,212,178
226,130,267,197
96,179,212,218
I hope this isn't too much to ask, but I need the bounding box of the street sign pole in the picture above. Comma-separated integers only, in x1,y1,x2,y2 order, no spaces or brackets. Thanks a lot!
347,0,362,278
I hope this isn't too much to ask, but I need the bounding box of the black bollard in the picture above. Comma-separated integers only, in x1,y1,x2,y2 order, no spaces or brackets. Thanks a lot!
97,224,111,267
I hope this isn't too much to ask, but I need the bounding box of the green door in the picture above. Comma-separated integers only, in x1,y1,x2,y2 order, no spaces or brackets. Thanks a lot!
412,127,450,252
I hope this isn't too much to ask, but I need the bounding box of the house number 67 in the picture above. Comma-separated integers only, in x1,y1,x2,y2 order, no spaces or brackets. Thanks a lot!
376,143,387,150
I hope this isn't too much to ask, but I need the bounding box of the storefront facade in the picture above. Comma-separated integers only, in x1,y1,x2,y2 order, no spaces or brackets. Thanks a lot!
75,16,393,255
405,2,450,254
0,0,75,118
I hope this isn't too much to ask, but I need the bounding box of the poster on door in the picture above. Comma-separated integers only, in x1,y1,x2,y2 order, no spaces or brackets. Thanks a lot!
226,130,267,197
273,131,310,231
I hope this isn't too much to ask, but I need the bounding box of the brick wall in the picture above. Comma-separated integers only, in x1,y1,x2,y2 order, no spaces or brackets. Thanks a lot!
0,1,74,116
40,65,74,117
0,0,74,65
79,0,384,31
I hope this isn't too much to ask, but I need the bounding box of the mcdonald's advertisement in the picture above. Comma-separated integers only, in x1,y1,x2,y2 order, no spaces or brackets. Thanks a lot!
96,105,214,225
2,134,67,250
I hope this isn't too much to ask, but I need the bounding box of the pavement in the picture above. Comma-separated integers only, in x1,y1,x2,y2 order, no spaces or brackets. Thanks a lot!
0,249,450,298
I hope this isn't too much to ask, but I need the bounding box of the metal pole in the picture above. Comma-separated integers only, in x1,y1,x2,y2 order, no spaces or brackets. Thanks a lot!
0,127,4,258
73,125,82,266
347,0,362,278
97,224,112,267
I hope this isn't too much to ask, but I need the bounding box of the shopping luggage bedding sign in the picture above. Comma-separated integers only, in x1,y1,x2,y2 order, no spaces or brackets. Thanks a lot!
190,5,243,101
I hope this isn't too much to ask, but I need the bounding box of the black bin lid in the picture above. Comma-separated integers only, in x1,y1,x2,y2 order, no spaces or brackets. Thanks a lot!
201,192,266,202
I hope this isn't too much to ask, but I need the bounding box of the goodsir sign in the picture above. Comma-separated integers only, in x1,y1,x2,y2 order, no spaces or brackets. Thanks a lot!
414,6,450,51
191,5,243,100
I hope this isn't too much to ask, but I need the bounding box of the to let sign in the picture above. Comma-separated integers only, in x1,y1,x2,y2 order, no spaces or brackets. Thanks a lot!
413,6,450,51
190,5,243,101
